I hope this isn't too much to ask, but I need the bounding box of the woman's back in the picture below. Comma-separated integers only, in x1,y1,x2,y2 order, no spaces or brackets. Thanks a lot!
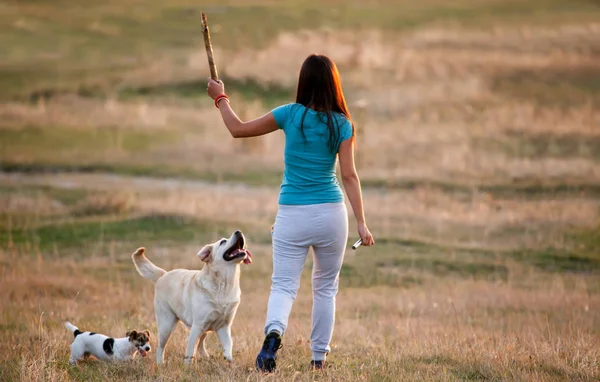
272,103,353,206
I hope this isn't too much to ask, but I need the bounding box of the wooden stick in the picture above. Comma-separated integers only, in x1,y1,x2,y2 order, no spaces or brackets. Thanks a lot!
201,12,219,81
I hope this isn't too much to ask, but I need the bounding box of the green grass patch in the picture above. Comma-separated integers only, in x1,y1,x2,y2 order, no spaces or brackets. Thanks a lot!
508,226,600,273
338,262,423,288
367,236,498,257
377,257,509,281
0,360,19,382
362,177,600,199
570,224,600,255
511,248,600,273
0,214,269,253
492,66,600,108
350,230,600,283
116,75,294,108
0,64,135,103
478,130,600,162
372,232,600,276
0,126,176,160
340,240,503,286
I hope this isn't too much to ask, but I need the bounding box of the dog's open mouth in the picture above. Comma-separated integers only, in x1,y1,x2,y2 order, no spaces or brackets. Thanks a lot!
137,347,148,357
223,234,252,264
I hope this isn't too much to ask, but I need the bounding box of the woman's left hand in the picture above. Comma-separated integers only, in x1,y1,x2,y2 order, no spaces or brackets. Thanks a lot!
207,78,225,100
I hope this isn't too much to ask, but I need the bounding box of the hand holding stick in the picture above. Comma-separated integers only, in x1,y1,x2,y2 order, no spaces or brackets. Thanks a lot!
201,12,219,81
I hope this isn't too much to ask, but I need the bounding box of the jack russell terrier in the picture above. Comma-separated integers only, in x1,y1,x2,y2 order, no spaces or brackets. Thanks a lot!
65,321,151,364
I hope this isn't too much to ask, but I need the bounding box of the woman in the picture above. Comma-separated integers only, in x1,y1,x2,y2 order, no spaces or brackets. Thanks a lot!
207,54,374,372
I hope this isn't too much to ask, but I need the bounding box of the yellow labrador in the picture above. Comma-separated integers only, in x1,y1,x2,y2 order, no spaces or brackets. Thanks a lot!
132,230,252,365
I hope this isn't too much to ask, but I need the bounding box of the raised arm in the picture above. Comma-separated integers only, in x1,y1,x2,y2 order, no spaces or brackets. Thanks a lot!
338,138,375,246
207,79,279,138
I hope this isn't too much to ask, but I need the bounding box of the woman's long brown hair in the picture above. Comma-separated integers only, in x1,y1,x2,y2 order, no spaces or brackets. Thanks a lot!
295,54,355,152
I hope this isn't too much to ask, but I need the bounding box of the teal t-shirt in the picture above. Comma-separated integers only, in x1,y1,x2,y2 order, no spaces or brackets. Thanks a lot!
272,103,354,205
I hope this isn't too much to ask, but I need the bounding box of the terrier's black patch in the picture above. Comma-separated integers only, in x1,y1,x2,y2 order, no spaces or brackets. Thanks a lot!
103,338,115,355
73,329,83,338
89,332,96,336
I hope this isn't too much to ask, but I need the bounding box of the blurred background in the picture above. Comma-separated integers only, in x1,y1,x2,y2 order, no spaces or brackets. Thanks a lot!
1,1,599,380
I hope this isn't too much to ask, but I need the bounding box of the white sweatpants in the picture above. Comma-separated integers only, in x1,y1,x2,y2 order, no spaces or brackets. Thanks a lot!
264,202,349,362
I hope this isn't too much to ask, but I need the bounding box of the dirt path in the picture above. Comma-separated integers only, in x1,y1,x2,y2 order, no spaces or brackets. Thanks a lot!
0,172,272,194
2,171,597,251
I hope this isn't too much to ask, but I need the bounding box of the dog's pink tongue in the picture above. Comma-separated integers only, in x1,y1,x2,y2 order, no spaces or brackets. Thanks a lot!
243,250,252,264
139,349,148,357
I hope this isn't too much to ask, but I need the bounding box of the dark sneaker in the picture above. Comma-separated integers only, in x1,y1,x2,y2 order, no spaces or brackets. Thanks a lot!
255,331,282,373
310,360,326,370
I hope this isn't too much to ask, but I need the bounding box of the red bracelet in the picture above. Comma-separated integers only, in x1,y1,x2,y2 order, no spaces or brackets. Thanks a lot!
214,94,229,108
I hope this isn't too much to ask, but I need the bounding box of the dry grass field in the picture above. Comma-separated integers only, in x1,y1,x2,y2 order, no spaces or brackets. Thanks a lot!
1,0,599,380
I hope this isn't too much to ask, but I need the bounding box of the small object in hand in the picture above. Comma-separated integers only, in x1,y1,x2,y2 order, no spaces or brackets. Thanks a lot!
352,239,362,250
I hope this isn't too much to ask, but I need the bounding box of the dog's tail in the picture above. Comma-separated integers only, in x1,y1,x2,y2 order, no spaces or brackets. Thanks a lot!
65,321,83,338
132,247,166,283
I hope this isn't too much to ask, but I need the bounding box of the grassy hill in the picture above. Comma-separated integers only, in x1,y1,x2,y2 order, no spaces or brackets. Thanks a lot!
1,0,599,380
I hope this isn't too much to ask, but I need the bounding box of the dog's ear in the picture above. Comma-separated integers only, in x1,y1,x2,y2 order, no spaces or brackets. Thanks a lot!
126,330,137,338
197,245,213,263
144,330,150,338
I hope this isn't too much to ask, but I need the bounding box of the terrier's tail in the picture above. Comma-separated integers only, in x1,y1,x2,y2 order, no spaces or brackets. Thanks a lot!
132,247,167,283
65,321,83,338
